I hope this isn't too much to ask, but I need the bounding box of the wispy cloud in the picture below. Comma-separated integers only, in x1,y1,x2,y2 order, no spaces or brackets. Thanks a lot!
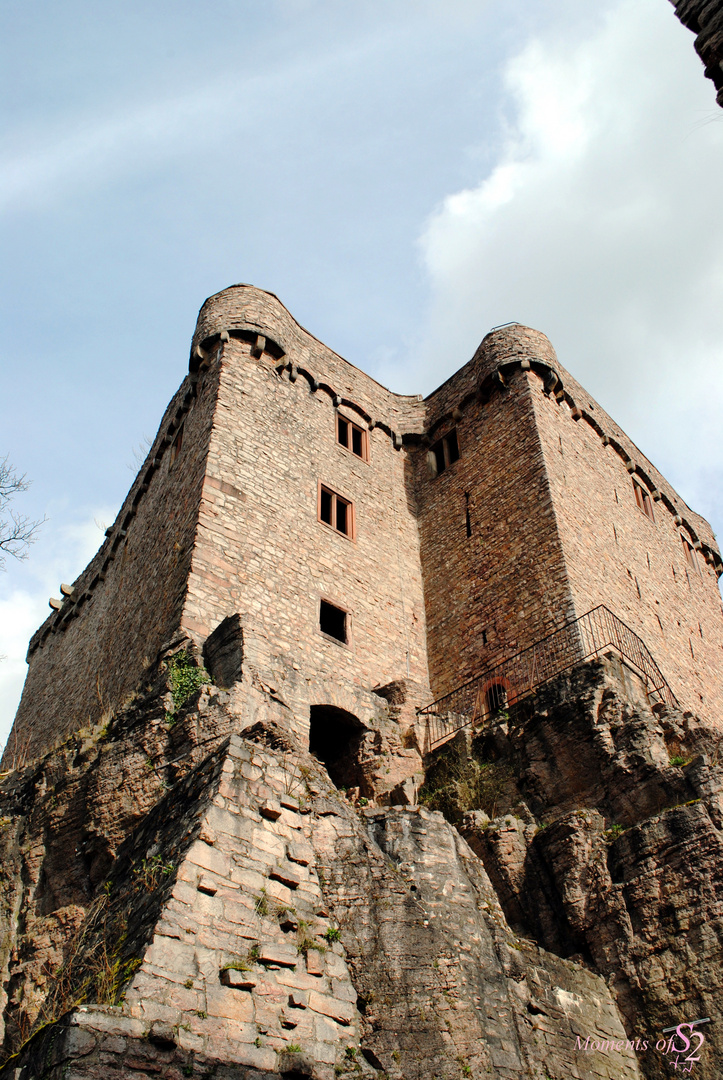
413,0,723,530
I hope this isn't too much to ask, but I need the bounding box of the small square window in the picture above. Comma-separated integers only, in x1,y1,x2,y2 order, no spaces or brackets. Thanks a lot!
336,414,368,461
682,535,698,571
633,480,654,521
318,483,355,539
320,599,348,643
428,429,460,477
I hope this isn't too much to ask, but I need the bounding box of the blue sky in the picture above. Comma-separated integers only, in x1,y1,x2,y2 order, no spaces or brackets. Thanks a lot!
2,0,723,751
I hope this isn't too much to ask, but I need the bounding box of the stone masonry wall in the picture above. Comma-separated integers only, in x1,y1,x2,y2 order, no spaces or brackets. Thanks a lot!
7,285,723,765
416,317,723,722
416,365,575,699
529,368,723,720
1,695,647,1080
181,287,431,723
2,364,221,768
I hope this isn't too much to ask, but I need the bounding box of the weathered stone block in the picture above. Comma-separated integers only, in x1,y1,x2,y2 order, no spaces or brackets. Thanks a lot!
259,798,282,820
287,840,313,866
306,949,325,976
270,863,301,889
220,967,258,990
307,990,354,1025
258,942,299,968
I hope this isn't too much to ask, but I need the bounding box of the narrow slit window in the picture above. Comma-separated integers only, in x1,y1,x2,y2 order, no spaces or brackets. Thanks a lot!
318,484,354,538
320,599,348,643
633,480,654,521
682,535,698,571
336,414,368,461
428,428,460,477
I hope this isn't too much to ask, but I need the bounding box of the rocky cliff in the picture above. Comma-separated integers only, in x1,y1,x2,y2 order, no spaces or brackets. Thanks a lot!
0,647,720,1079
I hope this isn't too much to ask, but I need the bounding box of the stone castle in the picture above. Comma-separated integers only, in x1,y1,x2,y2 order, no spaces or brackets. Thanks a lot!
4,284,723,769
2,287,723,1080
3,8,723,1075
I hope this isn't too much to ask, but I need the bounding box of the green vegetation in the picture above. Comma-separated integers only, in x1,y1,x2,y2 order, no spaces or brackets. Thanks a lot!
133,855,175,892
297,934,326,956
254,889,269,918
669,755,690,767
167,651,210,711
323,927,341,944
418,737,512,825
221,959,250,973
604,823,626,842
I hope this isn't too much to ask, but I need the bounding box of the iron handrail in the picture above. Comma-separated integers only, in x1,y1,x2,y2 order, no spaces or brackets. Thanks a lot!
418,605,678,753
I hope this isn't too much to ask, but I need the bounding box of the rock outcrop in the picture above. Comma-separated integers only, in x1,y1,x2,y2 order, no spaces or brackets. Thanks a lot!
671,0,723,108
454,658,723,1078
1,652,721,1078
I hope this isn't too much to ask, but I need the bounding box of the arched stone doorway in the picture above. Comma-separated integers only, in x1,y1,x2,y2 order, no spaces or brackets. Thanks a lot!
308,704,368,792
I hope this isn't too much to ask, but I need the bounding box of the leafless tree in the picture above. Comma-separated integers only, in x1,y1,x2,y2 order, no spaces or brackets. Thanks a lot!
0,456,45,570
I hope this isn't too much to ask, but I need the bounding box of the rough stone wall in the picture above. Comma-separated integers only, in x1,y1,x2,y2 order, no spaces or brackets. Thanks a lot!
0,628,421,1064
455,657,723,1078
0,671,648,1080
671,0,723,106
416,365,575,698
6,286,723,765
0,647,236,1052
190,284,425,437
2,366,220,768
181,323,430,725
528,367,723,720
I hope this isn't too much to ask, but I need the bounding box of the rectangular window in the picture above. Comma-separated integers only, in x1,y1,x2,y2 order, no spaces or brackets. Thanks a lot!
318,483,355,539
428,428,460,477
319,599,348,643
682,535,698,571
633,480,654,521
336,414,368,461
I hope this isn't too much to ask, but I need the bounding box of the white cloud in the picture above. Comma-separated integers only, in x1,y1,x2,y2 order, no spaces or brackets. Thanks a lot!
0,509,113,757
414,0,723,529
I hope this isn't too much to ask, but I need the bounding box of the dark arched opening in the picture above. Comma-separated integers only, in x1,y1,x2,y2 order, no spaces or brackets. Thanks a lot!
309,705,367,792
484,681,508,718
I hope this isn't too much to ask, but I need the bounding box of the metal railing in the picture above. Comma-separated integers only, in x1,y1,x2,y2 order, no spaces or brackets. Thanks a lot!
418,605,678,753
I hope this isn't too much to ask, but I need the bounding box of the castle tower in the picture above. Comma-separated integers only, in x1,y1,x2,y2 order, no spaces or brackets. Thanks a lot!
416,320,723,719
4,286,723,768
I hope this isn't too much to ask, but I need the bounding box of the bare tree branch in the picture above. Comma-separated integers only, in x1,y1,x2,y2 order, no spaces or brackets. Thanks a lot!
0,456,45,570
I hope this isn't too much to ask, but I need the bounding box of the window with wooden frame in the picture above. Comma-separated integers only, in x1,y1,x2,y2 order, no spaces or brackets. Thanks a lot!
633,480,654,521
318,483,355,539
681,535,699,572
428,429,460,477
336,414,368,461
319,599,349,644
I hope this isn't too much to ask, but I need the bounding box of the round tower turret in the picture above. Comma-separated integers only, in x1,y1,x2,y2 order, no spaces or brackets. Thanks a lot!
476,322,558,373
